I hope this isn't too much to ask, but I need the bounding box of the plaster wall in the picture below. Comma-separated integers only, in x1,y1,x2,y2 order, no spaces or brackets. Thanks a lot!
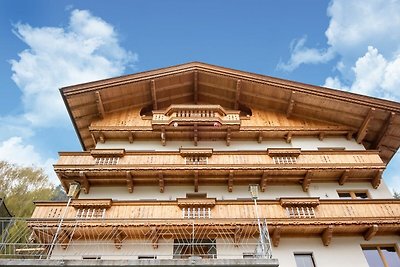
95,137,365,151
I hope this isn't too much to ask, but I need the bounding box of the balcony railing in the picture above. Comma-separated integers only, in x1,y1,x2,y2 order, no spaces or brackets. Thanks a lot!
0,218,272,261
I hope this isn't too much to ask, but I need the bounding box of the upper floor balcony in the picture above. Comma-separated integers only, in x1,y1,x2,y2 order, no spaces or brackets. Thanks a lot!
54,149,385,194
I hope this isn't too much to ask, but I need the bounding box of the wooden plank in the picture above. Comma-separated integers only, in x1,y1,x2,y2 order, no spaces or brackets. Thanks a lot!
228,170,234,192
372,169,382,189
126,171,133,193
286,91,295,118
302,171,312,192
194,170,199,192
79,171,90,194
322,225,334,246
194,71,198,104
338,169,350,185
272,226,281,247
95,91,106,119
356,108,375,144
363,224,378,241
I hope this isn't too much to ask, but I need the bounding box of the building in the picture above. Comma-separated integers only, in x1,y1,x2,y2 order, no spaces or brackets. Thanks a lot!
2,62,400,266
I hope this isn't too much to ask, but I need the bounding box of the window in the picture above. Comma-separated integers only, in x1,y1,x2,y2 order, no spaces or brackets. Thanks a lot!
338,190,369,199
294,253,316,267
362,245,400,267
182,207,211,218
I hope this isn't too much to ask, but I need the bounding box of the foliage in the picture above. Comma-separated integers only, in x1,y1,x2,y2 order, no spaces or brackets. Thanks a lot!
394,190,400,199
0,161,64,218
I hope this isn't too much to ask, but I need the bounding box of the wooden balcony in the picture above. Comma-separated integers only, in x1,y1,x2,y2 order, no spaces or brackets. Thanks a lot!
31,198,400,247
54,149,385,193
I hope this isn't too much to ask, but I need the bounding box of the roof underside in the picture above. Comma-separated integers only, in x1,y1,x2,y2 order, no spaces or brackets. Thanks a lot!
60,62,400,163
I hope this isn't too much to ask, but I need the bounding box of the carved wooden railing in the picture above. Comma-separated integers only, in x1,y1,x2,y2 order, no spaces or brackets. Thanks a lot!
152,104,240,128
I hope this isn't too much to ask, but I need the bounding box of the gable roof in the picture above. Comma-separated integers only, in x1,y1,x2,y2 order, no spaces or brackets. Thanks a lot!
60,62,400,163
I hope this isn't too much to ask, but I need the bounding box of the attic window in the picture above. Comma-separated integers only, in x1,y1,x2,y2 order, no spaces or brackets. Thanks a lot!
238,103,252,117
140,105,153,117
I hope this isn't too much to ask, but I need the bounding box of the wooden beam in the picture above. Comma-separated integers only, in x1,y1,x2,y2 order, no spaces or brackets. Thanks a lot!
126,171,133,193
364,224,379,241
380,145,397,153
285,132,293,143
302,171,312,192
95,91,106,119
319,132,325,141
286,91,295,118
234,80,241,110
226,127,231,146
158,172,165,193
234,225,242,247
79,171,90,194
260,171,267,192
356,108,375,144
257,131,263,143
322,225,334,246
338,169,350,186
194,123,198,146
346,131,354,140
272,226,281,247
149,227,159,249
228,171,234,192
161,126,166,146
374,112,395,149
194,170,199,192
372,169,383,189
194,71,198,104
99,131,105,143
128,132,134,143
150,80,158,110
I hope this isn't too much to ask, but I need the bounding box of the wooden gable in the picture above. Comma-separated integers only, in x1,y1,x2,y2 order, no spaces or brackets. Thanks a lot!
61,62,400,163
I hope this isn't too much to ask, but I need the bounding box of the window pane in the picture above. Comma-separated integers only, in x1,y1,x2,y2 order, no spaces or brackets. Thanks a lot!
381,246,400,267
363,247,385,267
294,254,315,267
355,192,369,199
338,192,352,199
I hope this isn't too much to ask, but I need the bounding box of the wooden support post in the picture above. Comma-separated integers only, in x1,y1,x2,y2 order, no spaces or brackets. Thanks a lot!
95,91,105,119
260,171,267,192
373,112,395,149
338,169,350,186
302,171,312,192
286,91,295,118
234,80,241,110
285,132,293,143
194,170,199,192
322,225,334,246
372,170,383,189
79,171,90,194
228,170,234,192
99,131,105,143
128,131,134,143
159,172,165,193
346,131,354,140
356,108,375,144
150,80,158,110
364,225,379,241
319,132,325,141
194,71,198,104
272,226,281,247
257,131,263,143
161,127,166,146
194,123,198,146
226,127,231,146
126,171,133,193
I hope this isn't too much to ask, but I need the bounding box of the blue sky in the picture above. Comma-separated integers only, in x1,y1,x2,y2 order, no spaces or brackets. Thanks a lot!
1,0,399,193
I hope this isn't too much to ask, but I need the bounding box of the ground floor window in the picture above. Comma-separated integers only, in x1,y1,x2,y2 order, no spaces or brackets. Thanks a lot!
173,239,216,259
294,253,316,267
362,245,400,267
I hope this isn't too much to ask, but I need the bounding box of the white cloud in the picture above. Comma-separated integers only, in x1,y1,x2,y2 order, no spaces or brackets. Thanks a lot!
10,9,137,127
278,36,335,71
0,137,57,183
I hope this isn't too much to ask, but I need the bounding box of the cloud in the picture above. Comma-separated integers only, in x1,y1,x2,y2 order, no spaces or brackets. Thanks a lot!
277,36,335,71
0,137,57,183
10,9,138,127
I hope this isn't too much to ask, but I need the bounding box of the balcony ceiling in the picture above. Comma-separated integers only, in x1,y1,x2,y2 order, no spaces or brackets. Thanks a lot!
61,62,400,163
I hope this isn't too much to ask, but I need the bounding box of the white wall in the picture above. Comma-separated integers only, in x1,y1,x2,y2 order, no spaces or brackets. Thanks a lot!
273,236,400,267
95,137,365,151
79,181,393,200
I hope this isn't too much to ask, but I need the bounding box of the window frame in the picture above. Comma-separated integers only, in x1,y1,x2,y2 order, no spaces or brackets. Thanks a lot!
293,252,316,267
337,190,370,199
361,244,400,267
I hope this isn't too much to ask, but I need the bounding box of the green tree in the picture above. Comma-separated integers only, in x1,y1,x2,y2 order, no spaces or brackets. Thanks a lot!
394,190,400,199
0,161,60,218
